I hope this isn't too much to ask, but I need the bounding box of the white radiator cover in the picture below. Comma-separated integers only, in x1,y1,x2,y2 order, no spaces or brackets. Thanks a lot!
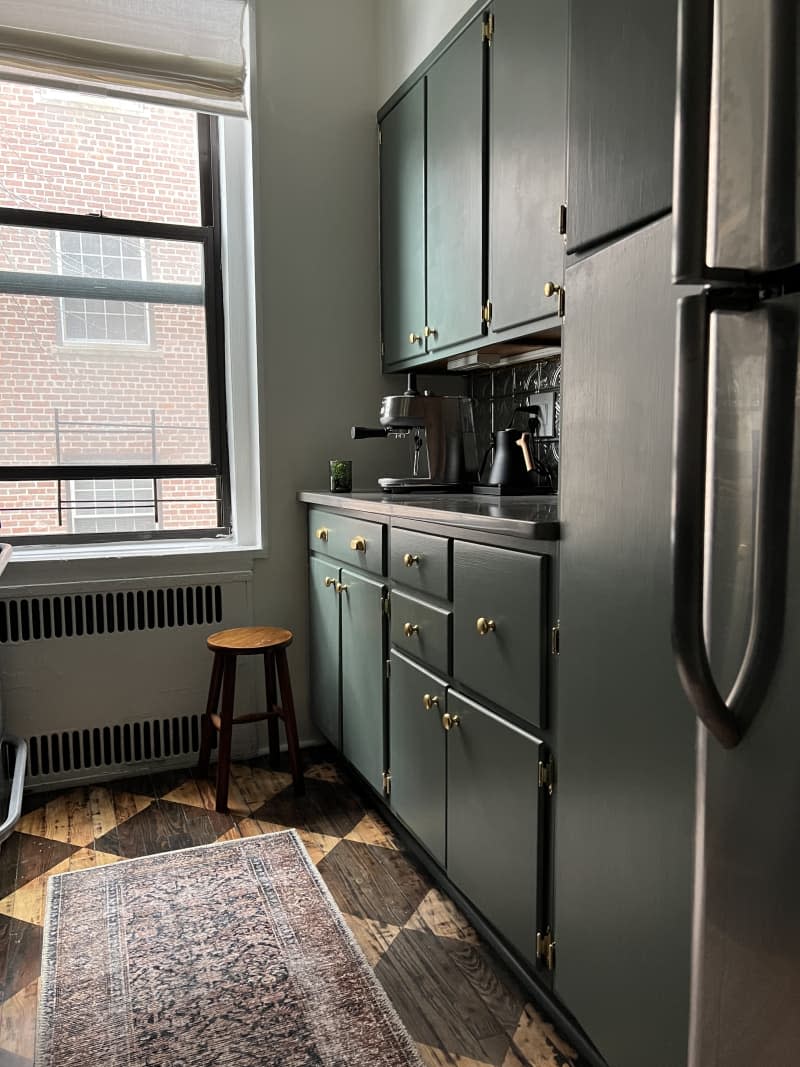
0,571,259,788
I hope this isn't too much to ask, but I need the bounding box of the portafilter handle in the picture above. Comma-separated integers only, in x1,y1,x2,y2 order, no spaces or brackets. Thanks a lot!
351,426,390,439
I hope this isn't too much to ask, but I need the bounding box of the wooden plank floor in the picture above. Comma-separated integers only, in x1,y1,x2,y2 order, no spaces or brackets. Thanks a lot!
0,749,583,1067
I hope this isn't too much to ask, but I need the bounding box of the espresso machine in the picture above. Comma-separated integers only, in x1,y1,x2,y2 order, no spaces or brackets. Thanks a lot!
352,376,477,491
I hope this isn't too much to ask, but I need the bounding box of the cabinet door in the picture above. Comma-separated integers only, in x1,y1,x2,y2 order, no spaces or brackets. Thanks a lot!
447,691,543,966
380,81,427,370
340,568,387,793
388,651,447,865
309,556,341,747
426,21,485,356
453,542,546,726
566,0,677,254
489,0,567,334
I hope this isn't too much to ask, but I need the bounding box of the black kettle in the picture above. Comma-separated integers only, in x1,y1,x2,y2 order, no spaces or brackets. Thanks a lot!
479,429,533,487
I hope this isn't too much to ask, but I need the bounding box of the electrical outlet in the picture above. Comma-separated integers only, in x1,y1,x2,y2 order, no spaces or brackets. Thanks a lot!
527,390,555,438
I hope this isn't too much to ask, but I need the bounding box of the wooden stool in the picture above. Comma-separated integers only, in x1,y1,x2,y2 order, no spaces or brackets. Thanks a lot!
197,626,304,813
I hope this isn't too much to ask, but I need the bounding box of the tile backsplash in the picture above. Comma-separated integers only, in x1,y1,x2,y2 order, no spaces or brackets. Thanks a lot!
468,355,561,491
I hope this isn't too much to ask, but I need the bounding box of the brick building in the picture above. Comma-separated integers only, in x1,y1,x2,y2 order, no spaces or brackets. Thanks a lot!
0,81,219,537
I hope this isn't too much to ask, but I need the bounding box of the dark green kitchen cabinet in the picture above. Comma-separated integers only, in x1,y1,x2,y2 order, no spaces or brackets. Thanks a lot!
380,80,427,370
388,651,447,865
425,19,485,357
340,568,388,794
489,0,567,334
452,541,547,727
309,556,341,746
447,690,545,967
566,0,678,254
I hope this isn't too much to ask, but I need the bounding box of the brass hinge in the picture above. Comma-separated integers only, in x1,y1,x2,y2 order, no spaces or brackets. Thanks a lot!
482,12,495,43
380,338,385,358
538,755,555,796
382,770,392,796
482,300,493,324
383,594,390,617
558,203,567,237
385,658,391,679
378,126,382,146
536,928,556,971
551,620,560,656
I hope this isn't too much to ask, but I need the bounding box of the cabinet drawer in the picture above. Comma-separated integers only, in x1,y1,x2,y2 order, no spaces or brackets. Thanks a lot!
309,508,385,575
390,528,450,599
453,542,546,726
390,590,451,676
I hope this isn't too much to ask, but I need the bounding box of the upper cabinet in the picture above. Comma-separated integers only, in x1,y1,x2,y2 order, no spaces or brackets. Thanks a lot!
566,0,678,255
426,20,485,359
489,0,567,335
380,81,427,369
379,2,567,372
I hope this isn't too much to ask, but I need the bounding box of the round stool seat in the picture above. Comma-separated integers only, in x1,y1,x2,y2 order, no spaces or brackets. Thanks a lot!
207,626,293,654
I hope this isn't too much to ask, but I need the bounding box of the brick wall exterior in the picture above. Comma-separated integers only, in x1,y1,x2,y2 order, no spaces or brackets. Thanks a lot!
0,82,220,536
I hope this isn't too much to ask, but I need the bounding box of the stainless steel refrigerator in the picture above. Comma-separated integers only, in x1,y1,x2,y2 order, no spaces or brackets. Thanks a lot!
554,1,800,1065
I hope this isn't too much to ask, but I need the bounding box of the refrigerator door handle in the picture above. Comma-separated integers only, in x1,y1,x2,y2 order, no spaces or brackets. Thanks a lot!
672,0,715,285
671,293,796,748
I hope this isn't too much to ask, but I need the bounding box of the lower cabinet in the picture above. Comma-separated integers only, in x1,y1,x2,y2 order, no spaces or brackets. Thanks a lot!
389,650,545,966
340,569,388,794
447,690,543,967
309,556,387,793
388,651,447,865
309,556,341,746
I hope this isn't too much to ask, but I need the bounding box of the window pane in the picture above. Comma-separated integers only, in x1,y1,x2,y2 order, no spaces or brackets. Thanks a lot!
0,479,221,538
0,82,201,225
0,291,211,465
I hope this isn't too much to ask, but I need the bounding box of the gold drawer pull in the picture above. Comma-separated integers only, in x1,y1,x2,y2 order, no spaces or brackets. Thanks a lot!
350,535,367,552
441,712,461,731
323,576,336,588
408,332,423,344
402,553,420,567
403,622,420,638
422,693,440,711
476,617,496,636
315,527,329,541
335,582,348,593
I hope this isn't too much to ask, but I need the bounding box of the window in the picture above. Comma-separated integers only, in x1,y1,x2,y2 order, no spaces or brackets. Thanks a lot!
0,80,230,543
58,232,150,345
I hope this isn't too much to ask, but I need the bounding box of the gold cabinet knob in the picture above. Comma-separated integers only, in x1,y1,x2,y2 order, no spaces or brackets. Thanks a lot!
350,535,367,552
476,616,496,636
403,622,420,638
315,527,329,541
402,553,420,567
335,582,348,593
422,693,440,710
441,712,461,731
408,332,423,344
543,281,562,298
424,325,438,339
323,576,336,588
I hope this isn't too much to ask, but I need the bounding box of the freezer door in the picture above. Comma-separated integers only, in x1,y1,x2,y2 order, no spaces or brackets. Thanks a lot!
673,0,800,281
690,293,800,1066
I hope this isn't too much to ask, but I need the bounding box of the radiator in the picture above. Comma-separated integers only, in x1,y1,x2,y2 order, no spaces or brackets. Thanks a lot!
0,571,258,788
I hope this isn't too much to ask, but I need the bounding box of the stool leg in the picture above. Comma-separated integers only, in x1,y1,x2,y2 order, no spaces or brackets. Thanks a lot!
215,655,237,814
197,652,224,776
264,652,281,771
275,647,304,796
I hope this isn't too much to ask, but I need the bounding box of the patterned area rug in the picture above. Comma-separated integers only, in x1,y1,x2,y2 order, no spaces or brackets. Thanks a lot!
35,829,425,1067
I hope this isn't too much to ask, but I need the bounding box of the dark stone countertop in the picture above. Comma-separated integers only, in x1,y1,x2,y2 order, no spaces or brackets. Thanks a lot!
297,490,560,541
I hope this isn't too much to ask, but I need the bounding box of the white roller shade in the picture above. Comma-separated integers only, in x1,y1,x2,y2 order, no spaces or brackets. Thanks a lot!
0,0,248,115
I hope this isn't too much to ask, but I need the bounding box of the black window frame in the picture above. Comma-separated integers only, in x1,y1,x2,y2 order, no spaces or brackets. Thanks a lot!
0,112,231,546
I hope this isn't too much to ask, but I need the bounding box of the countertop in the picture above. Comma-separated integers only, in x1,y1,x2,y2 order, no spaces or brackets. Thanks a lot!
298,491,560,541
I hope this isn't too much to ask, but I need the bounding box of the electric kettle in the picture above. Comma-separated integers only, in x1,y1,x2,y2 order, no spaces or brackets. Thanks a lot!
479,429,532,487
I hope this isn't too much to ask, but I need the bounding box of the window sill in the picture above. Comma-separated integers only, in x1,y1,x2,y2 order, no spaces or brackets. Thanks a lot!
8,537,264,568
